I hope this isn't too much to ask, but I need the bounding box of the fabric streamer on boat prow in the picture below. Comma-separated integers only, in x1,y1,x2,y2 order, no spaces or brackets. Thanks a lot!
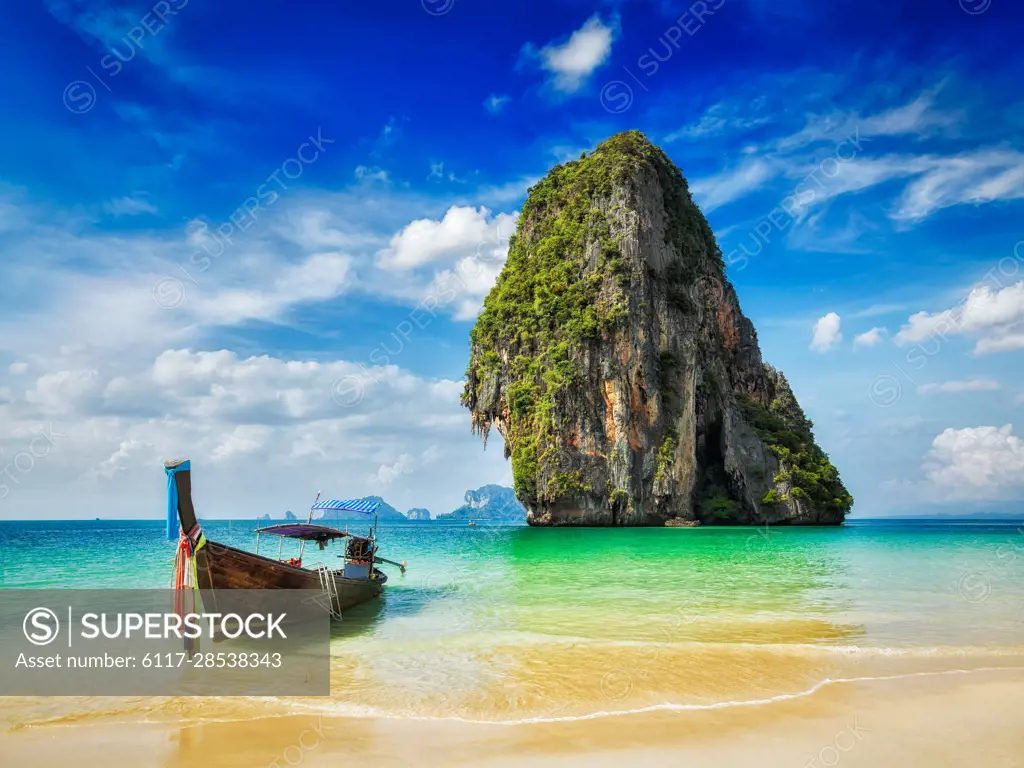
164,459,191,541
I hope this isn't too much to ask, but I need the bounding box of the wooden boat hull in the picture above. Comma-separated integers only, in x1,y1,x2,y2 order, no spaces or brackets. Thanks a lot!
202,538,386,612
165,459,386,616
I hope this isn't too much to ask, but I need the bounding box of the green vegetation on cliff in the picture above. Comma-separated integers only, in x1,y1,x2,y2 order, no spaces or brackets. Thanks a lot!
470,132,656,354
654,434,677,484
738,395,853,516
465,131,688,503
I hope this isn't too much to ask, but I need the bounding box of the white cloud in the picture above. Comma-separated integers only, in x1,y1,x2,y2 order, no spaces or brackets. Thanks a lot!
92,438,153,480
810,312,842,352
103,195,157,217
25,369,102,414
425,253,507,320
853,327,886,348
894,281,1024,355
0,345,507,518
523,14,618,93
975,333,1024,354
918,379,1000,394
484,94,511,114
211,425,273,462
376,206,517,271
370,452,415,485
924,424,1024,493
8,362,28,374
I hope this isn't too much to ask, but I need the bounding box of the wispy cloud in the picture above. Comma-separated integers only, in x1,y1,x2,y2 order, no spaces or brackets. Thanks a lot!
354,165,389,183
664,98,771,143
849,303,906,319
776,86,957,151
681,84,1022,228
918,379,1000,394
892,148,1024,222
484,94,511,114
689,159,775,212
103,195,157,217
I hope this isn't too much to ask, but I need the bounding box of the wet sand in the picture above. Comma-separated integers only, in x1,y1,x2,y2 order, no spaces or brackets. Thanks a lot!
4,667,1023,767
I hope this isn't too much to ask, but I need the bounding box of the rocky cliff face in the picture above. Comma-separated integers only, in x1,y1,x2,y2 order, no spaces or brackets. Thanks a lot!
405,508,432,521
463,131,852,527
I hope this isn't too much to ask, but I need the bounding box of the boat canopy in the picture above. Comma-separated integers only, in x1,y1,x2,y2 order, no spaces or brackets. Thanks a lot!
255,523,351,542
310,498,379,514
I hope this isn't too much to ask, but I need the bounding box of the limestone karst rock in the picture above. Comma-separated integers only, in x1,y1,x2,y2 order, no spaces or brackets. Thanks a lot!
463,131,852,526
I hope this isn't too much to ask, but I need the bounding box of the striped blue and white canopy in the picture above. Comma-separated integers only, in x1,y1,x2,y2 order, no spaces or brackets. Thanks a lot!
310,498,379,514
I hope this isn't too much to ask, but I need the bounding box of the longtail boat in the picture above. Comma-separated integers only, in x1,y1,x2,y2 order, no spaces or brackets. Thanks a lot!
165,458,405,618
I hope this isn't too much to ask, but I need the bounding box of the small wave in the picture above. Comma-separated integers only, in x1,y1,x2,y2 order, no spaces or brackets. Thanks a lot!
10,666,1023,731
771,644,1024,658
341,634,1024,658
286,665,1024,725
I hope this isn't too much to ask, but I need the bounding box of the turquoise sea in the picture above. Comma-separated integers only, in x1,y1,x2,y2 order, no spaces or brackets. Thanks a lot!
2,518,1023,728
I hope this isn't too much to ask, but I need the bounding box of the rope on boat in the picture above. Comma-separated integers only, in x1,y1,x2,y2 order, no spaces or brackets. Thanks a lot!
171,526,204,652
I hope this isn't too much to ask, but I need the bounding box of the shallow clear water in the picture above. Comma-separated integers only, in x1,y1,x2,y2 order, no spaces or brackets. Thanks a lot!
2,518,1023,726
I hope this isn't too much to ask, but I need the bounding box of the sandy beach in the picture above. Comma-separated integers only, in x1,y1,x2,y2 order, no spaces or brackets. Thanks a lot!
4,667,1023,767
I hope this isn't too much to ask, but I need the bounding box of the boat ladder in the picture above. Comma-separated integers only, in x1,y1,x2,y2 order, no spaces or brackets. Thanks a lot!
313,562,343,620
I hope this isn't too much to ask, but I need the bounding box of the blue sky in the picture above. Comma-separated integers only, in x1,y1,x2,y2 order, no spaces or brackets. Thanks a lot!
0,0,1021,519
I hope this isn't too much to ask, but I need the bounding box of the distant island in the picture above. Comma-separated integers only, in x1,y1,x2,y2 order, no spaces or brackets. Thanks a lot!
254,488,525,524
258,511,298,524
436,485,526,521
310,496,408,522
